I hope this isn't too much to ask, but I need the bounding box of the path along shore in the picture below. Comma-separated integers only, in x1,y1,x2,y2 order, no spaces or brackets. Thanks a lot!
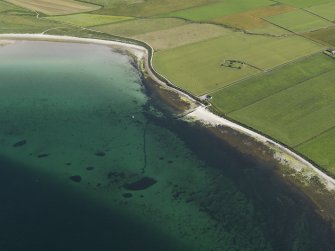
1,33,335,192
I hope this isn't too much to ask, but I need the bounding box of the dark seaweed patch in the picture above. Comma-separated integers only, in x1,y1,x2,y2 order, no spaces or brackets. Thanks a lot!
168,160,173,164
95,151,106,157
124,177,157,191
86,166,95,171
107,171,125,185
122,193,133,198
107,171,125,179
37,154,49,158
13,140,27,147
69,175,82,183
65,163,71,166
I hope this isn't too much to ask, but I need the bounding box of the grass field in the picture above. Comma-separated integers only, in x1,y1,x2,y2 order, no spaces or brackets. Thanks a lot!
266,9,333,33
248,23,292,36
93,18,187,37
228,69,335,147
4,0,101,15
164,0,273,21
45,14,132,27
153,31,323,95
297,127,335,174
211,54,335,113
0,13,68,33
306,26,335,46
0,0,25,13
275,0,332,8
133,23,228,50
306,2,335,21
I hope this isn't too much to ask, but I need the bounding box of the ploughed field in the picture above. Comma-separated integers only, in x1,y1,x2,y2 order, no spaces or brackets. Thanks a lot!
2,0,335,176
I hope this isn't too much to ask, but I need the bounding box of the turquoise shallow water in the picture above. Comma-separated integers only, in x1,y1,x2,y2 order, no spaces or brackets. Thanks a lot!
0,40,334,251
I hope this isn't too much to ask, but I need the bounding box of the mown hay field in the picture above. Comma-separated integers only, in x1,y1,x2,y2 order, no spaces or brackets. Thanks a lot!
212,54,335,113
94,18,187,37
297,127,335,174
45,14,132,27
133,23,228,51
307,2,335,21
306,26,335,46
228,69,335,147
164,0,273,21
153,31,323,95
4,0,101,15
85,0,214,17
212,4,295,29
265,9,333,33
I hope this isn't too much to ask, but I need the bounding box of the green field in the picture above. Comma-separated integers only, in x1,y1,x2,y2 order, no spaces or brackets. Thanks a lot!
154,31,323,95
0,1,24,13
212,54,335,113
276,0,332,8
297,127,335,173
266,9,333,33
0,13,67,33
228,68,335,147
307,2,335,21
45,14,132,27
248,23,293,36
94,18,187,37
164,0,273,21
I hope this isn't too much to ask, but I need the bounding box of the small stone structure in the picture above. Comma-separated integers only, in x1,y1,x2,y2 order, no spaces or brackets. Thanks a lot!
221,59,244,69
324,48,335,57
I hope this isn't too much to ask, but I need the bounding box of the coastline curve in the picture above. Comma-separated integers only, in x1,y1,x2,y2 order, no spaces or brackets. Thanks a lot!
0,33,334,193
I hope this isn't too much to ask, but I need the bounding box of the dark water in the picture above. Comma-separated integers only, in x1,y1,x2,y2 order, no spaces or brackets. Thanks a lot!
0,40,334,251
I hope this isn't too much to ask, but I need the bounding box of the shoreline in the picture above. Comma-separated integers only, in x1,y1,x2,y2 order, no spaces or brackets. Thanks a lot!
1,34,335,193
185,106,335,191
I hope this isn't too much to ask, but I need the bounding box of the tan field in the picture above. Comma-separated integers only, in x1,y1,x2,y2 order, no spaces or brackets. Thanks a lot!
132,23,228,51
213,4,296,30
4,0,101,15
94,18,187,37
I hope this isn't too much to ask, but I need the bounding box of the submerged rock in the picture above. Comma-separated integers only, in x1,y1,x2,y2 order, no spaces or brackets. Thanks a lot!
124,177,157,191
122,193,133,198
37,154,49,158
13,140,27,147
95,151,106,157
69,175,82,183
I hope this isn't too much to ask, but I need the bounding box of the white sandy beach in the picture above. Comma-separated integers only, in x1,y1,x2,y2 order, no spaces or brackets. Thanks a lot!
1,33,334,192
